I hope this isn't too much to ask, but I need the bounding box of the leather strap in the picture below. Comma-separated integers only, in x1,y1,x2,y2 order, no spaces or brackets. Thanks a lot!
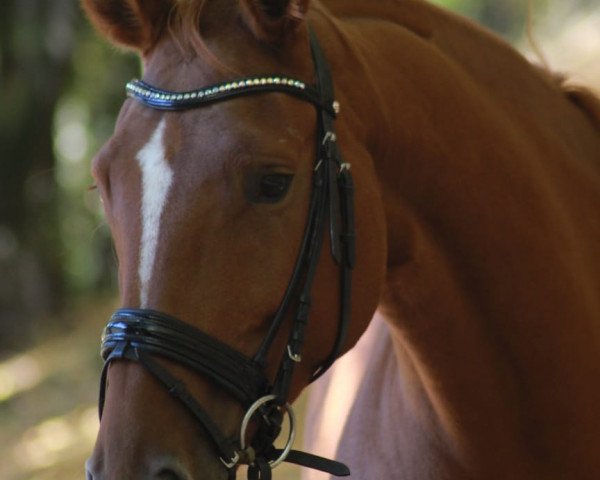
126,77,335,116
136,349,241,464
279,450,350,477
248,457,272,480
311,167,355,381
103,309,269,406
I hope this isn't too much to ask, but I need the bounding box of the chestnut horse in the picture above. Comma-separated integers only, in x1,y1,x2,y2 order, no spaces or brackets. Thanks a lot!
83,0,600,479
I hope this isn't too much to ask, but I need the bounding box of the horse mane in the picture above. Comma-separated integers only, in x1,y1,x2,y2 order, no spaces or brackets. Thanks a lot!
563,82,600,135
524,0,600,135
165,0,306,74
533,62,600,135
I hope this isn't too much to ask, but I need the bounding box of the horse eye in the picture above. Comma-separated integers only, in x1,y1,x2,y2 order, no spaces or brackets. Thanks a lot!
257,174,293,203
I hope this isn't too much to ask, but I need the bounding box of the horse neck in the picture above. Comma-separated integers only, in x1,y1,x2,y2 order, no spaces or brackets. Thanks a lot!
316,2,600,477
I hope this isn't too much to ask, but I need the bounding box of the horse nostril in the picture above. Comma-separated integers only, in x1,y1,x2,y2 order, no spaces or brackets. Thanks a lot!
155,468,188,480
153,463,194,480
85,457,98,480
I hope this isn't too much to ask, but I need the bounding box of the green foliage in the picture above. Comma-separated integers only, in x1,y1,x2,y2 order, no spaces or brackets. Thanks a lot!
0,0,137,349
430,0,529,39
431,0,480,15
53,26,138,295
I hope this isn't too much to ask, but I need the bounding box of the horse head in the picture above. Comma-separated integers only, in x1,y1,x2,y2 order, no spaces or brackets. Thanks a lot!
83,0,386,478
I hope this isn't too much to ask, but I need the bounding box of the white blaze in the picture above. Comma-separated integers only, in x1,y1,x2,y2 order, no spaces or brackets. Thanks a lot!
136,119,172,307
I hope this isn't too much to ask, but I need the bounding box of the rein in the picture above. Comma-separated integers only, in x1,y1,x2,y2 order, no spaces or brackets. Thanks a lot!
99,28,354,480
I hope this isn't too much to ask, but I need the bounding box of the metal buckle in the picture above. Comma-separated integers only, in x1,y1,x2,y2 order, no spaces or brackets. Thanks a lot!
239,395,297,469
322,131,337,144
219,451,240,469
287,345,302,363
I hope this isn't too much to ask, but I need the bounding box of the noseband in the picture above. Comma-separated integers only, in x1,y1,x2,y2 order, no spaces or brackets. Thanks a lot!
98,29,354,480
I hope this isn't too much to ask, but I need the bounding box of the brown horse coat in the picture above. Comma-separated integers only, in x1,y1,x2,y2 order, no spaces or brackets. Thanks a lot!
305,2,600,479
81,0,600,479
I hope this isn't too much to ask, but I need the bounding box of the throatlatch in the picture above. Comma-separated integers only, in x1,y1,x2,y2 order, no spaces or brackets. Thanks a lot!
99,27,355,480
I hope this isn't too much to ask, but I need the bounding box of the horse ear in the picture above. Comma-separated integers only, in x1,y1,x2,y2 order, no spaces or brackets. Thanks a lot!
239,0,310,43
81,0,173,52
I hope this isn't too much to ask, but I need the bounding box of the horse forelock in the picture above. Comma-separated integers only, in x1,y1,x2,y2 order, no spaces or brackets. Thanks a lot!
161,0,310,73
160,0,233,75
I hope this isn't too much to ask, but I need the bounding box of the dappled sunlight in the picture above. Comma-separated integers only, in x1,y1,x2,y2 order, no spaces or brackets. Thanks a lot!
302,314,388,480
0,354,43,403
523,8,600,94
0,295,304,480
0,299,113,480
54,98,92,190
12,406,98,473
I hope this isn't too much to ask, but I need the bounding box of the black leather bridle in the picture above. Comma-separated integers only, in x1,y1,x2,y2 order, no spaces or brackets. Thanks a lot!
98,29,355,480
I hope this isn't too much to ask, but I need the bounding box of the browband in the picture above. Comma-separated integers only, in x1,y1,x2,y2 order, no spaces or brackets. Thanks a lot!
126,76,337,116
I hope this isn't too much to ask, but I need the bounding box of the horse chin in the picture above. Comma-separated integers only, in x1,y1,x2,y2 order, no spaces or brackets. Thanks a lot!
86,361,235,480
85,446,230,480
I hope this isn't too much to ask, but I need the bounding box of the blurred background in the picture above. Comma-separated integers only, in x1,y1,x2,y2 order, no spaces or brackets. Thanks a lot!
0,1,598,478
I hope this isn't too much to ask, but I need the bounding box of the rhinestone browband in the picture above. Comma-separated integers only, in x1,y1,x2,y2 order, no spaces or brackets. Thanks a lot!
126,76,329,112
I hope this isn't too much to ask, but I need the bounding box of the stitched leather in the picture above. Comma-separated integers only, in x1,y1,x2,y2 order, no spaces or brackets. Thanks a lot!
102,309,268,405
